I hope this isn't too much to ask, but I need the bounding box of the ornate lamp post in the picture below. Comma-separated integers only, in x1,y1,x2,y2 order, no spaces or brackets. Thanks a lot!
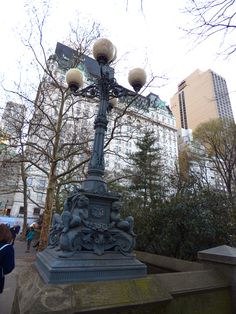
36,38,147,283
66,39,146,194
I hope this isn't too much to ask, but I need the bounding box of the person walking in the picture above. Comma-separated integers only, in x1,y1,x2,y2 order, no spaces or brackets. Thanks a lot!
25,227,35,253
0,224,15,294
10,225,20,246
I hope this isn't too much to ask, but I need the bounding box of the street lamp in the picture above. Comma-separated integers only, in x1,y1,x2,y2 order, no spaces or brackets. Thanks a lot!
66,38,146,194
36,38,147,283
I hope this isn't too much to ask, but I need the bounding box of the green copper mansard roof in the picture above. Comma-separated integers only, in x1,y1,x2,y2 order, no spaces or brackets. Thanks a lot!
147,93,173,116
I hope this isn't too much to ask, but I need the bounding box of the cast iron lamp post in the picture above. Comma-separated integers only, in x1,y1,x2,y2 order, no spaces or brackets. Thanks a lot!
66,38,146,194
36,38,147,283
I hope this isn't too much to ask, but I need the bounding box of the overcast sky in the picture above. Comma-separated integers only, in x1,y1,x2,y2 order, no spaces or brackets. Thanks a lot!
1,0,236,119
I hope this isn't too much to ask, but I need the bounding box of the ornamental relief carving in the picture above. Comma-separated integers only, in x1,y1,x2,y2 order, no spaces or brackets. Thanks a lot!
91,206,105,218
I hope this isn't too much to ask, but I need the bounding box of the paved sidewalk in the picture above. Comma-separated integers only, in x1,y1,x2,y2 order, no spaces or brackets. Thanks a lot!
0,239,37,314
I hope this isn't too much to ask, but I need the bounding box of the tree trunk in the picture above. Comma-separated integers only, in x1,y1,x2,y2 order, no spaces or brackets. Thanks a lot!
21,163,28,240
38,95,65,250
38,170,56,250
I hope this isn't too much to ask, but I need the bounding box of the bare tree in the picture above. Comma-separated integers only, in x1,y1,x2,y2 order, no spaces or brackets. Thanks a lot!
183,0,236,56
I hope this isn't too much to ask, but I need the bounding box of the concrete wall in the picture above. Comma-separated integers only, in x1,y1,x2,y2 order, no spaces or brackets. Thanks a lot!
12,251,233,314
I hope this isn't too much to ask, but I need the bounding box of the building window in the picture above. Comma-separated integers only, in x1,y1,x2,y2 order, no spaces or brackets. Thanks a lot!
38,179,46,189
37,193,44,202
178,91,188,129
27,177,33,186
19,206,24,215
33,207,41,216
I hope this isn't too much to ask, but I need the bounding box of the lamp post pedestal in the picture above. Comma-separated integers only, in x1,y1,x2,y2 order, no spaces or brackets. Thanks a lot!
36,248,146,284
36,190,147,283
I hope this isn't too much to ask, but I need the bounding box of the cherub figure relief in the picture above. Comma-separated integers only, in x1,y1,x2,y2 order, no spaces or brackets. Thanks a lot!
110,201,135,236
61,194,89,233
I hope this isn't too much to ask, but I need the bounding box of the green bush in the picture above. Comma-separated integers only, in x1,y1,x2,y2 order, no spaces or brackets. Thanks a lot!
122,189,234,260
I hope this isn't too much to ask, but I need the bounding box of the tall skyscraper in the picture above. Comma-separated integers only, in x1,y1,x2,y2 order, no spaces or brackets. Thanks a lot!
170,69,234,131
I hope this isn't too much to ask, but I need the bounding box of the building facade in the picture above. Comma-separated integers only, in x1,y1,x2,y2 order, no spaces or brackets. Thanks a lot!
0,102,46,219
170,69,234,131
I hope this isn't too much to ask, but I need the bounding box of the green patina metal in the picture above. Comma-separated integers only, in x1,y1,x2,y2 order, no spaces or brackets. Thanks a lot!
148,93,167,110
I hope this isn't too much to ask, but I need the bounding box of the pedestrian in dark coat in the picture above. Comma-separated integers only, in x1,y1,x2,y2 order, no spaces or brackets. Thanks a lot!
10,225,20,245
0,224,15,293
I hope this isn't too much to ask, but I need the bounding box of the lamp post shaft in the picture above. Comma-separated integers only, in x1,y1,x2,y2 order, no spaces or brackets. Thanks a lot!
82,65,109,193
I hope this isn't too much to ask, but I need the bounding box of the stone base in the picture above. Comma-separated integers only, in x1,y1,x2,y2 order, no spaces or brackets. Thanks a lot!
12,264,171,314
12,263,232,314
35,248,147,284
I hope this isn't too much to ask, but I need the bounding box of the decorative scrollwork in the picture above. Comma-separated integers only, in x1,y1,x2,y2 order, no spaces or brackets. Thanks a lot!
79,84,100,99
58,226,135,256
83,220,113,231
70,74,146,106
91,207,104,218
48,228,61,247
